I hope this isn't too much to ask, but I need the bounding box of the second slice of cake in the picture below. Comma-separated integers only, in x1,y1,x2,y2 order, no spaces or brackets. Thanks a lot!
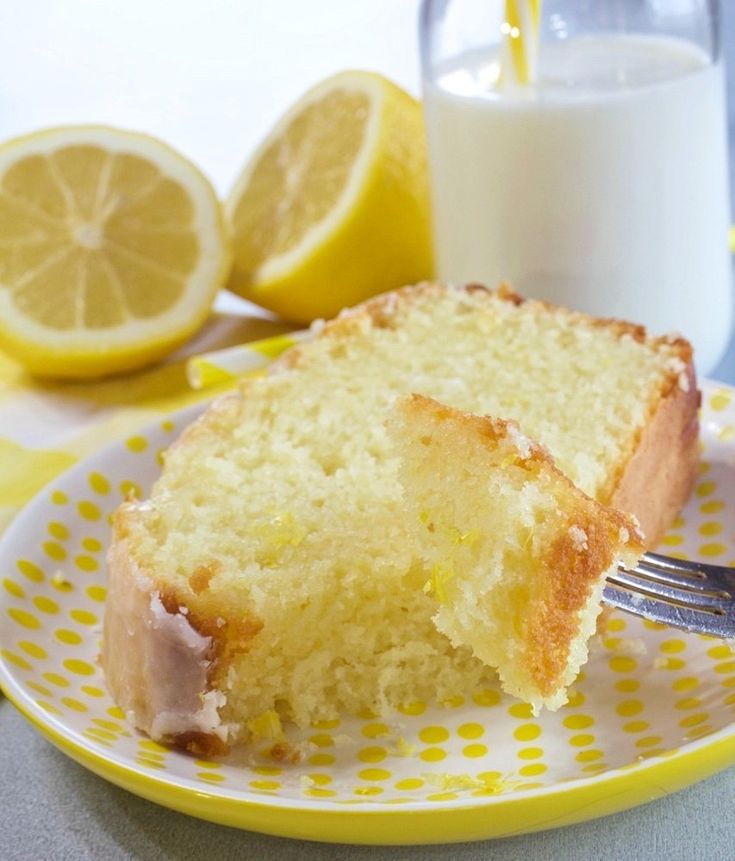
389,394,644,711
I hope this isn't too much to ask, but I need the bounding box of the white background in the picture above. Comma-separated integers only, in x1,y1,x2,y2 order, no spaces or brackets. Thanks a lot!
4,1,735,206
0,0,423,195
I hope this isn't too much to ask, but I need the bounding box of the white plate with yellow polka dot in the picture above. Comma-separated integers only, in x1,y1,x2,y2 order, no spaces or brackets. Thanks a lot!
2,380,735,845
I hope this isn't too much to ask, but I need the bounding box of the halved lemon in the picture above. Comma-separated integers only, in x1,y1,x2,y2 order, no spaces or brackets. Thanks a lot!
225,70,434,323
0,125,231,379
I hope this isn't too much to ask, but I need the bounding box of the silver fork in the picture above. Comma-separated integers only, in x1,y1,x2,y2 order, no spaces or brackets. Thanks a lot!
604,552,735,639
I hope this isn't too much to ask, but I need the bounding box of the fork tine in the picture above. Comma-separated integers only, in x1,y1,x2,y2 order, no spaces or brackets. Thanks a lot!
607,567,731,610
603,585,735,639
624,559,713,593
615,561,732,599
643,552,735,592
604,552,735,638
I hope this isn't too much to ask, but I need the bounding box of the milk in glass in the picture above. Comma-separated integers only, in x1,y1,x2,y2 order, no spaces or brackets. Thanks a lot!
423,34,732,373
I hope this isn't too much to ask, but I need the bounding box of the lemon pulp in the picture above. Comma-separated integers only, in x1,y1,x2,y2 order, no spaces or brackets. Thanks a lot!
226,71,434,323
0,126,230,378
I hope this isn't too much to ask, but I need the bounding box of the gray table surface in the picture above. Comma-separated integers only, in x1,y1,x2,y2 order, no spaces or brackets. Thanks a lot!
6,10,735,861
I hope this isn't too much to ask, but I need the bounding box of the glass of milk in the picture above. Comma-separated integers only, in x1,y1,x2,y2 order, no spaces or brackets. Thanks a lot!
419,0,732,373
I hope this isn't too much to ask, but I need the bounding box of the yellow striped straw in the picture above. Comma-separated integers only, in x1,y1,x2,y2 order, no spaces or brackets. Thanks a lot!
501,0,542,86
186,330,310,390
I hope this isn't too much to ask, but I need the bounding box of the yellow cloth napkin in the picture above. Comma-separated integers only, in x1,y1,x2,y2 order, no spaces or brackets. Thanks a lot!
0,304,297,534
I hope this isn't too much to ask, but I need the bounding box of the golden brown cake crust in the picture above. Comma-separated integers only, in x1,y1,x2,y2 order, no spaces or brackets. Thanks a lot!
608,357,699,547
529,514,633,696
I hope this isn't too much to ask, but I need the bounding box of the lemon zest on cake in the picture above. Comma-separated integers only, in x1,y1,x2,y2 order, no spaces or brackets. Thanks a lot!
448,526,481,548
423,563,456,604
246,709,285,741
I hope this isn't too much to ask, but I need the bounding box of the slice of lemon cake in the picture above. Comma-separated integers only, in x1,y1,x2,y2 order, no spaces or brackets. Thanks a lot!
388,394,644,711
102,283,698,754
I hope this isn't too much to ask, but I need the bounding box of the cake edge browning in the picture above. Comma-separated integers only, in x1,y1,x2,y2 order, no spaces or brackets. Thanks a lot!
102,513,230,757
608,354,699,547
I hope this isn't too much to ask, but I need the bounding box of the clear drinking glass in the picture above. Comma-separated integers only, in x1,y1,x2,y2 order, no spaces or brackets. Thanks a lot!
419,0,732,374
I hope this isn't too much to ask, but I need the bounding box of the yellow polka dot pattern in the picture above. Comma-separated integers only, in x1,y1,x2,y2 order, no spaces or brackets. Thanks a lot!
1,384,735,809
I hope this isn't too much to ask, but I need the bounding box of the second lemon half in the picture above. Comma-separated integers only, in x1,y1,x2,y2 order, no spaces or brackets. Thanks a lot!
225,71,435,323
